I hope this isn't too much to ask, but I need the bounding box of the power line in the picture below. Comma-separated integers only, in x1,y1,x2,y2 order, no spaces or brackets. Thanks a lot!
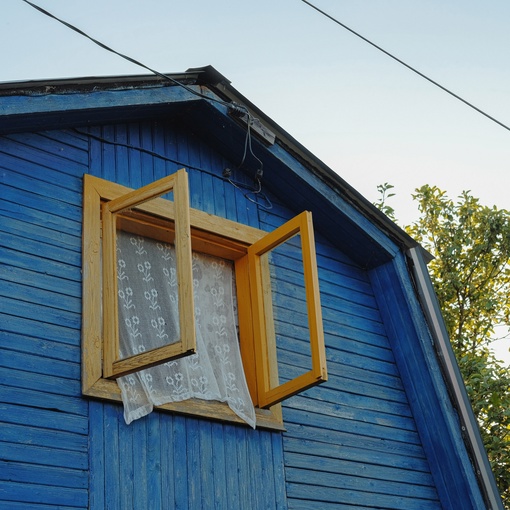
20,0,247,116
300,0,510,134
21,0,272,207
72,128,272,209
22,0,509,135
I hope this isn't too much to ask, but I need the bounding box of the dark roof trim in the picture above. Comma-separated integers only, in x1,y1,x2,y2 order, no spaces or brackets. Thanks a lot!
0,66,424,261
0,71,196,95
190,67,429,261
408,246,503,510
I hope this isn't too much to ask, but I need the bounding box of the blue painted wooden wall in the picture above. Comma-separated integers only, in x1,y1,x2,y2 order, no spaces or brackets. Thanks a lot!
259,203,442,509
0,130,88,509
0,121,445,508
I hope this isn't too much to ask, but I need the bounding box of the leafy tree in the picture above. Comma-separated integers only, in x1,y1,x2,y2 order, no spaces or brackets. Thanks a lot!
375,182,397,221
377,184,510,505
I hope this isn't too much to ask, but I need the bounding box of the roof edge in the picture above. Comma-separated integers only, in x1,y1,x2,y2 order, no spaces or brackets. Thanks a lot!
408,246,503,510
0,65,429,260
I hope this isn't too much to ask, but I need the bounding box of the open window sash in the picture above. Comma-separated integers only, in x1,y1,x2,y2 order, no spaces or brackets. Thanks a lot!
247,211,327,408
102,169,196,379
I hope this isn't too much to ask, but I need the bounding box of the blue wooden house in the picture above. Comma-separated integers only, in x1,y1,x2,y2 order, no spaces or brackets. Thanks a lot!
0,66,503,509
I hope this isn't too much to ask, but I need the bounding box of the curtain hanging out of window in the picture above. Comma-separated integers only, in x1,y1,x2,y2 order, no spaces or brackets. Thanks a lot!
116,231,256,428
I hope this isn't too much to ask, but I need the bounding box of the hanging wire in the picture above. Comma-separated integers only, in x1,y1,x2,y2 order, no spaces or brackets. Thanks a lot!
23,0,510,139
73,128,273,210
73,128,207,172
21,0,248,117
21,0,272,208
222,115,272,209
300,0,510,134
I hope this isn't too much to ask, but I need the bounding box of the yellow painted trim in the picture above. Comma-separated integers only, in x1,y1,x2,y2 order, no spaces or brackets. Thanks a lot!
81,175,103,395
235,255,258,404
81,173,285,429
102,170,196,379
247,211,327,408
84,175,264,245
84,376,284,430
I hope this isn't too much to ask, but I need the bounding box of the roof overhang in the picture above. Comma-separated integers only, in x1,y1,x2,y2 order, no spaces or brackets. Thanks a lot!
0,65,425,268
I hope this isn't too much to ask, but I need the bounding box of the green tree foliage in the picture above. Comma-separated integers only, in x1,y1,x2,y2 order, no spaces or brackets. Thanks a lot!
375,182,397,221
377,184,510,505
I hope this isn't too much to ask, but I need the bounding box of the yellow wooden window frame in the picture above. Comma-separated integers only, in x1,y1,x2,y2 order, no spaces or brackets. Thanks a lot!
102,170,196,379
247,211,328,408
82,171,327,429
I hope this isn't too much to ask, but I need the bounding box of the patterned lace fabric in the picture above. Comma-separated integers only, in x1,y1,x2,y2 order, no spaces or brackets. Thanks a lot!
116,230,256,428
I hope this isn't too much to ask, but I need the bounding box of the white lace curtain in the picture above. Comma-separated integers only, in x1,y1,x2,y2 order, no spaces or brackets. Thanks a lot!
115,230,256,428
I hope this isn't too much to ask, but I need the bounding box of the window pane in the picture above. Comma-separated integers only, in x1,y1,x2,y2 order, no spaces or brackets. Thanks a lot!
265,233,313,386
102,169,196,379
116,231,180,360
248,211,327,408
116,242,256,427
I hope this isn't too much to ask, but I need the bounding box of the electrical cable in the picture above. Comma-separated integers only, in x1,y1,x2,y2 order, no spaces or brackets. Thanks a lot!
22,0,510,134
221,118,270,208
21,0,248,116
300,0,510,134
72,128,273,210
73,128,208,173
22,0,271,208
234,117,264,179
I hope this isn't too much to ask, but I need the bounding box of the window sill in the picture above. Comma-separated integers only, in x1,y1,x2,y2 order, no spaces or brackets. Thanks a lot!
83,379,285,431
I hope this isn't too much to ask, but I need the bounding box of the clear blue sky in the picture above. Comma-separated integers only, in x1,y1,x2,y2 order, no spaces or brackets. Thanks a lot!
3,0,510,224
3,0,510,355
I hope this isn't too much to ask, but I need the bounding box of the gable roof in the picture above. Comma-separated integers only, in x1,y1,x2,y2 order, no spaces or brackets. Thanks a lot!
0,65,422,269
0,65,502,508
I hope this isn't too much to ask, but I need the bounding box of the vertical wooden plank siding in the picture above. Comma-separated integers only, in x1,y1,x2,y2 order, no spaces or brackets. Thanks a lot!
210,423,227,508
369,254,486,510
88,401,105,510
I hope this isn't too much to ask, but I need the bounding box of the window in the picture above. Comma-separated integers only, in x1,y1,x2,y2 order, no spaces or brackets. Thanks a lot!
102,170,195,379
82,170,327,429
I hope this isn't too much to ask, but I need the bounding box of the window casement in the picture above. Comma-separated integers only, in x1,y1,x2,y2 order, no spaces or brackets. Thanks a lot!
101,171,196,379
82,169,327,429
